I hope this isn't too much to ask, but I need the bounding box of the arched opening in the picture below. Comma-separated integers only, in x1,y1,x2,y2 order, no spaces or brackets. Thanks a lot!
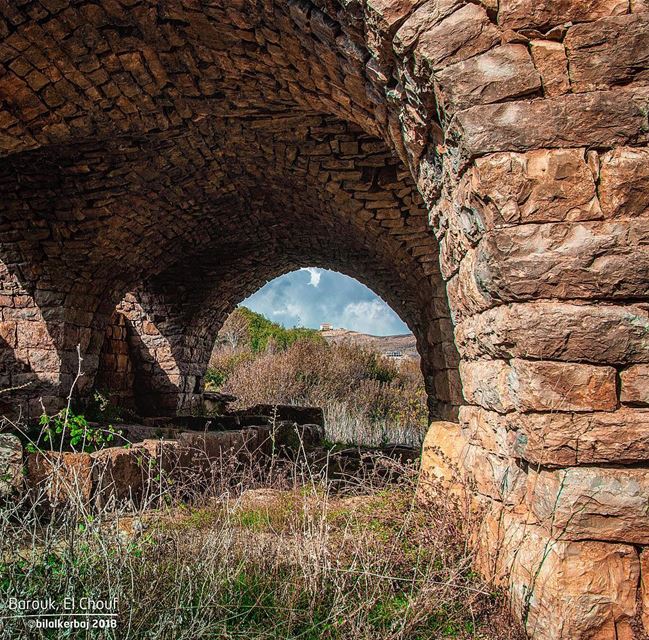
199,268,428,447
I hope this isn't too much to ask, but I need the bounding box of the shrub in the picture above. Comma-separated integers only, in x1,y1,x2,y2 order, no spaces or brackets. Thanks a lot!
26,409,122,454
216,307,324,354
219,339,428,446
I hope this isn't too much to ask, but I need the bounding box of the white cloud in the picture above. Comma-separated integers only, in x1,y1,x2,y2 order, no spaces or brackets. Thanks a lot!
241,268,409,336
302,267,321,287
340,300,401,335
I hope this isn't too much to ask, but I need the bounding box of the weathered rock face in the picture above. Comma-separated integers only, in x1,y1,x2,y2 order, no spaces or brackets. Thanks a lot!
476,508,640,640
1,0,648,637
0,434,23,498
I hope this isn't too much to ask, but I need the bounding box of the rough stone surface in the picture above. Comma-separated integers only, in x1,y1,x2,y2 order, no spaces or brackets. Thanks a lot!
498,0,627,30
455,302,649,364
91,447,146,508
460,359,617,413
565,14,649,92
620,365,649,406
434,44,541,114
510,408,649,467
0,1,648,637
27,452,93,507
453,86,649,159
460,405,649,467
529,40,570,98
412,4,499,73
0,433,22,498
469,149,601,227
599,147,649,218
641,548,649,634
477,508,639,640
528,467,649,544
419,419,467,494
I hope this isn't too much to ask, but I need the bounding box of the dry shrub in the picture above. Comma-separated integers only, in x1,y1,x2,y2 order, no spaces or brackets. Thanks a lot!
216,341,428,446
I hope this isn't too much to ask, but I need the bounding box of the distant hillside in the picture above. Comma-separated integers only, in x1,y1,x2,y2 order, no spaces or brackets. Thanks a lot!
320,328,419,360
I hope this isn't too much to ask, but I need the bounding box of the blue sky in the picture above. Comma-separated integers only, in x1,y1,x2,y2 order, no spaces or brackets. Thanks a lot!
241,268,409,336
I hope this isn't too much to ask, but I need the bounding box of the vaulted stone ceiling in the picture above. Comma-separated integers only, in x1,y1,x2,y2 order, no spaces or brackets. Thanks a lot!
0,0,457,420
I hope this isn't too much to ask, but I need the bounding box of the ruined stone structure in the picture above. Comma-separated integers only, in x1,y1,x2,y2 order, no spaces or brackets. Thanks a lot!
0,0,647,637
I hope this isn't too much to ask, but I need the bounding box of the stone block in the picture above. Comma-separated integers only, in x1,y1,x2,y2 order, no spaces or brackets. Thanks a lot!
27,451,93,507
529,40,570,97
528,467,649,544
469,149,601,227
498,0,627,30
455,302,649,365
621,365,649,406
471,220,649,306
418,420,468,499
452,86,649,159
460,359,617,413
435,44,541,114
91,447,145,508
412,4,499,73
565,14,649,92
510,408,649,466
478,507,639,640
461,442,527,505
599,147,649,218
393,0,462,55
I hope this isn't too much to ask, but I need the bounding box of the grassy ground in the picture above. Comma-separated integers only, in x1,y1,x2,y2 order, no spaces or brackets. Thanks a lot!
0,462,524,640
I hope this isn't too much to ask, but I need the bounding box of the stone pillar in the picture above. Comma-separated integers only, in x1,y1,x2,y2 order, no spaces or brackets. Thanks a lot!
0,264,107,418
117,293,213,416
440,146,649,639
374,3,649,638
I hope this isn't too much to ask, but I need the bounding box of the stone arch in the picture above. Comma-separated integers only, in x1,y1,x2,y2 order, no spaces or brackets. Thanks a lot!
0,1,648,637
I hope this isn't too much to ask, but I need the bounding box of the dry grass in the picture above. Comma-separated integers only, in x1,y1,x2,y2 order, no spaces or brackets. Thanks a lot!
0,438,524,640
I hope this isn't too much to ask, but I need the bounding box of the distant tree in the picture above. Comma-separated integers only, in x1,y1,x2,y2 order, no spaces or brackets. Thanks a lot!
228,307,323,353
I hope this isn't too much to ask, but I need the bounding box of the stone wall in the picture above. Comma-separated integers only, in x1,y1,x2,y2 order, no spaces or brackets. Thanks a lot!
94,310,136,410
0,0,647,637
